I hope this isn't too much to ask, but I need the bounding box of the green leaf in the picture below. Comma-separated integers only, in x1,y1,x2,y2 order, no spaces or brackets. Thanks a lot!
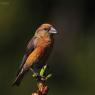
46,74,52,80
40,64,47,76
32,73,37,78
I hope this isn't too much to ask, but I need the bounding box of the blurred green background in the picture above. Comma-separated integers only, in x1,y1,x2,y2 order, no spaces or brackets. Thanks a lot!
0,0,95,95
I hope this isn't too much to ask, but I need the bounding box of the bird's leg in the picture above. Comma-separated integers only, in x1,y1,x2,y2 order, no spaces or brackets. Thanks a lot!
30,64,51,82
30,68,42,81
30,68,35,74
30,68,38,76
30,67,46,81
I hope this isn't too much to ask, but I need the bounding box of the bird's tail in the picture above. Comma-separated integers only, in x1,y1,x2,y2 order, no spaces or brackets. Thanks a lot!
12,69,27,86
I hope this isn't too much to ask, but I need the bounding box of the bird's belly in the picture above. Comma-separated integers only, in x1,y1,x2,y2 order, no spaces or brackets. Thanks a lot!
25,47,44,66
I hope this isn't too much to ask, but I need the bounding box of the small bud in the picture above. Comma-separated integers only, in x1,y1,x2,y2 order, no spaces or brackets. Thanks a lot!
32,92,39,95
42,86,49,94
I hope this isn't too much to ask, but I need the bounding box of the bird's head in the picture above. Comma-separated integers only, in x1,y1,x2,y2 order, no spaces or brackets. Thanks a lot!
35,23,58,37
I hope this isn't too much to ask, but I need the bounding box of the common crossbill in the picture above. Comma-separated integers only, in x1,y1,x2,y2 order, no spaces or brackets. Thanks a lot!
12,23,57,86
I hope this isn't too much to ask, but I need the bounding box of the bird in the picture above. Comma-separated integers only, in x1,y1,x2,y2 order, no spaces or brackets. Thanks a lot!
12,23,57,86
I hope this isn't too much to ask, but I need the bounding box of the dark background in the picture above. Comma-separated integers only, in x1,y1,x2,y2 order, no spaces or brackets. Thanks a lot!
0,0,95,95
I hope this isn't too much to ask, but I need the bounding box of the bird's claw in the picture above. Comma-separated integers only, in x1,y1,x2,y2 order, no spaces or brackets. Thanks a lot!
31,65,52,81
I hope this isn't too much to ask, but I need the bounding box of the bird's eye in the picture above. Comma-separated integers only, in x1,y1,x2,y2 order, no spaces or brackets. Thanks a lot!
44,28,50,32
44,28,48,31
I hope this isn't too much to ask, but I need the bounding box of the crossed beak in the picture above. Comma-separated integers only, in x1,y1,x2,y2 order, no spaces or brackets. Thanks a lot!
49,27,58,34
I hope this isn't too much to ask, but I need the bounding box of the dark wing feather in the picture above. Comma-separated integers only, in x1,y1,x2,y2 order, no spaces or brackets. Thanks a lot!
16,37,36,76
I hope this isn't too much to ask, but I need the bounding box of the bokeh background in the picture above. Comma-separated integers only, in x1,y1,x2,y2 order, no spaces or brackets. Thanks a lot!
0,0,95,95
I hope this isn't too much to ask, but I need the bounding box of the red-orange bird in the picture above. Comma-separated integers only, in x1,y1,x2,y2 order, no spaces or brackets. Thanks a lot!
12,23,57,86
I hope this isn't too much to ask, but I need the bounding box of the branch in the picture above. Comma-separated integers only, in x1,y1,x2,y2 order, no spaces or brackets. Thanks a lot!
32,80,48,95
31,65,52,95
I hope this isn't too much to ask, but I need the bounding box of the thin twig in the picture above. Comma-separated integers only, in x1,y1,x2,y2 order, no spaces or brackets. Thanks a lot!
31,65,51,95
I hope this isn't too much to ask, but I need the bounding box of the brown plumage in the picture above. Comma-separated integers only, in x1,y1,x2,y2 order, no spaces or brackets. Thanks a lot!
12,23,57,86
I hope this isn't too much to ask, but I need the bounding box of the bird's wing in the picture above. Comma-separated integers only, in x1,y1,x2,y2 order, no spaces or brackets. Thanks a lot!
16,37,36,76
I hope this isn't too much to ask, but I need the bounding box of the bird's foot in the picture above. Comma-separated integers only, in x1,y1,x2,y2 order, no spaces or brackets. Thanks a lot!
30,68,39,77
31,65,52,82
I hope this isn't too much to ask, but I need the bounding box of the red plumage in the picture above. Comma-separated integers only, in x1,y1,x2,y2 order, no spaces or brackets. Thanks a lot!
12,23,57,86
